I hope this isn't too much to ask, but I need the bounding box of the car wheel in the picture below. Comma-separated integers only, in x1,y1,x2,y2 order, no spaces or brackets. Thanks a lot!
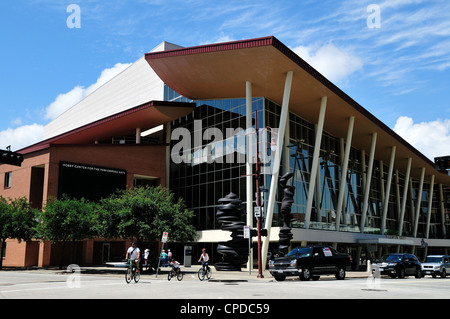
274,275,286,282
415,268,422,279
336,266,346,280
441,269,446,278
300,267,311,281
397,267,406,279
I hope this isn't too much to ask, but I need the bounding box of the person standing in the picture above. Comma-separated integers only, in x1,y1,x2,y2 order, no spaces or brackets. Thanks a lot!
161,249,168,267
144,249,150,267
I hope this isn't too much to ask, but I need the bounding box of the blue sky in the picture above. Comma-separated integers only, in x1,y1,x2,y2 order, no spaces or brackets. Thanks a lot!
0,0,449,159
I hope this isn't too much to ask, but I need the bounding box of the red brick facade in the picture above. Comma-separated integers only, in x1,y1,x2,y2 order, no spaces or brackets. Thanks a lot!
1,143,167,267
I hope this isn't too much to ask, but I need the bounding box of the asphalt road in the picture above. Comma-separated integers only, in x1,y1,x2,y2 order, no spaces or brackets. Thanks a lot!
0,265,449,301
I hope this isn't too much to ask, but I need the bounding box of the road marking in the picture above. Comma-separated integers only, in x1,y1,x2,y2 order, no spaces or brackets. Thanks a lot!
0,280,123,294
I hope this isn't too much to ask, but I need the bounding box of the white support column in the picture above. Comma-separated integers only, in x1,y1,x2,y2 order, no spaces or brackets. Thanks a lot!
335,116,355,231
315,136,322,224
413,167,426,237
380,160,385,204
360,132,377,233
395,169,401,220
398,158,412,236
314,125,322,224
246,81,253,229
262,71,293,269
425,175,435,239
304,96,328,229
245,81,253,272
361,150,367,195
439,184,447,238
381,146,396,235
284,112,291,173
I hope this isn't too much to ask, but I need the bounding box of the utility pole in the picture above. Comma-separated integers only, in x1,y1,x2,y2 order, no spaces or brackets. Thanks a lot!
255,111,264,278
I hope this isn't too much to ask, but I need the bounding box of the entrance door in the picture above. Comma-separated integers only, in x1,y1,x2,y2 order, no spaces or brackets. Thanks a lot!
102,243,110,264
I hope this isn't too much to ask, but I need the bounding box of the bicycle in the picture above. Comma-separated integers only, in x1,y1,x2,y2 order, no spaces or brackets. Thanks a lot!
198,261,212,281
125,259,140,284
167,266,183,281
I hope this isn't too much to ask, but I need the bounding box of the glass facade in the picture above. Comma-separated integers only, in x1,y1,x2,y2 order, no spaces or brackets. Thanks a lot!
165,85,450,239
166,86,263,231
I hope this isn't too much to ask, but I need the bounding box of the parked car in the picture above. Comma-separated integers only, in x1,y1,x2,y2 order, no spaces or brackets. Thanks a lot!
268,245,351,281
373,253,422,279
421,255,450,278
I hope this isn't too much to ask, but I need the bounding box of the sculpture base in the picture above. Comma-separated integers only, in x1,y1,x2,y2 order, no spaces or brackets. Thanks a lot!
214,263,242,271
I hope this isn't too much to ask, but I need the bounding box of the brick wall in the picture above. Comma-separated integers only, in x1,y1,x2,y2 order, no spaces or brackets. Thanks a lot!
0,143,167,267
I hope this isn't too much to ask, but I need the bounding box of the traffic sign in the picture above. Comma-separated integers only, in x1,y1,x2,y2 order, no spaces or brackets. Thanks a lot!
243,226,250,239
254,206,262,217
162,232,168,243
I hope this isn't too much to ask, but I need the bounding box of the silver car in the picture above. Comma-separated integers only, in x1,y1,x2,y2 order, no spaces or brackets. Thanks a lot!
421,255,450,278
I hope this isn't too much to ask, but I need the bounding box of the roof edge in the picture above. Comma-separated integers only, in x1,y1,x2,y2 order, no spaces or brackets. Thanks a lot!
145,36,275,60
18,100,196,155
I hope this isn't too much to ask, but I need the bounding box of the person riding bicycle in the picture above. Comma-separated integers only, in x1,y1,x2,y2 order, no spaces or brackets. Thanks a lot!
126,242,141,273
169,259,181,274
198,248,209,270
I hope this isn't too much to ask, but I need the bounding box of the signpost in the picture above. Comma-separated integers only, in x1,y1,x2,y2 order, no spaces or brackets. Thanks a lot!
156,232,169,278
243,226,251,275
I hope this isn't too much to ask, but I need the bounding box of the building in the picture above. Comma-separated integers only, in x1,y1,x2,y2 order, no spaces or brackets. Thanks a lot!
1,36,450,269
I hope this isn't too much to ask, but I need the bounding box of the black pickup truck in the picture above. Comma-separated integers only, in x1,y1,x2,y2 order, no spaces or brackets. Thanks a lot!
269,246,352,281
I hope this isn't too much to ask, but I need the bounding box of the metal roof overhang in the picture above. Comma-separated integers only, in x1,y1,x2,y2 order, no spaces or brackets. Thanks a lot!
145,36,450,185
19,100,196,154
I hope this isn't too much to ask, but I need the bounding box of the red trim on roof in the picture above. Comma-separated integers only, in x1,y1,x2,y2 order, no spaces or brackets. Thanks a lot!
18,100,196,155
146,36,275,60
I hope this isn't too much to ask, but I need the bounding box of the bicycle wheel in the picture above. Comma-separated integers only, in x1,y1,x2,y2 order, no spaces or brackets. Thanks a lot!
198,267,205,281
206,267,212,280
134,269,140,283
125,268,132,284
168,271,173,281
177,271,183,281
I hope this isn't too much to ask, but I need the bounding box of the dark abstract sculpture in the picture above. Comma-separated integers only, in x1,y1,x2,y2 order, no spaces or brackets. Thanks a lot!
215,192,248,271
278,172,295,256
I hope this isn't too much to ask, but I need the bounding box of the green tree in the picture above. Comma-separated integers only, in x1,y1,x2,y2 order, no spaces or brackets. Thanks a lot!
38,196,98,269
98,186,198,245
0,196,38,270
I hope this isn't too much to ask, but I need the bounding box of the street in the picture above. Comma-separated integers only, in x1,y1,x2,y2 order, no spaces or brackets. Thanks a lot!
0,265,449,301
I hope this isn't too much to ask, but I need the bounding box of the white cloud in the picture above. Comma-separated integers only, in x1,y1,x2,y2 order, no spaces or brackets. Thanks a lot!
44,62,132,121
11,118,23,126
0,63,132,151
0,124,44,151
393,116,450,160
292,43,363,83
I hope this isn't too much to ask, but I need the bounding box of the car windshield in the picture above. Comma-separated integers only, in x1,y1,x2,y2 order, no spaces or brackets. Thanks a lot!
288,247,312,257
425,257,442,263
382,254,402,262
